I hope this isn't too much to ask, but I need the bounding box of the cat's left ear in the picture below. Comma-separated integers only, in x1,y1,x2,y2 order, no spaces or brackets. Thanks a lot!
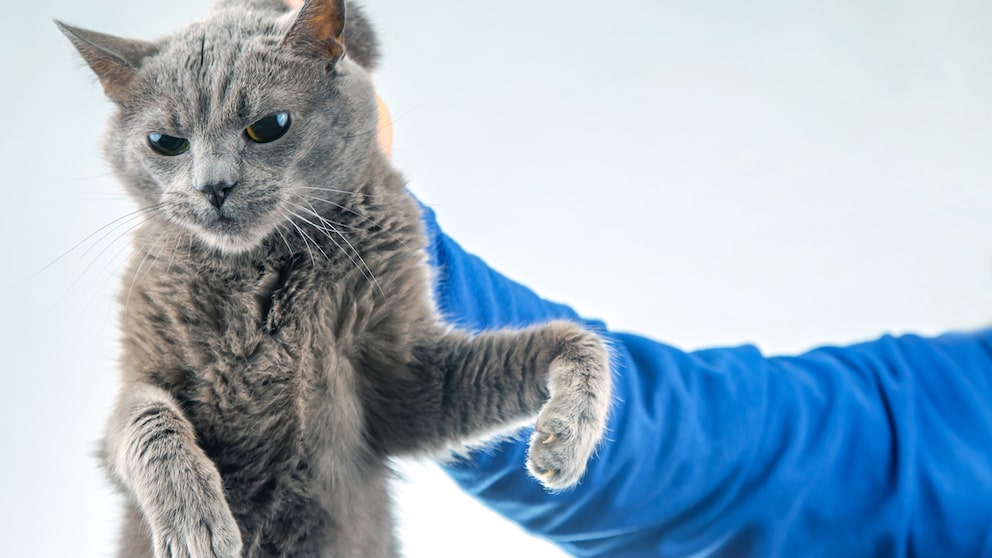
55,21,158,103
283,0,346,63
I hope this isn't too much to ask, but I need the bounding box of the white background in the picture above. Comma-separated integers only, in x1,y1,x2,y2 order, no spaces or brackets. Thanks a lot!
2,0,991,556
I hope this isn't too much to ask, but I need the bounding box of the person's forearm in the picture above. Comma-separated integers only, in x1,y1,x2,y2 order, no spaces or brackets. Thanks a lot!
421,202,992,557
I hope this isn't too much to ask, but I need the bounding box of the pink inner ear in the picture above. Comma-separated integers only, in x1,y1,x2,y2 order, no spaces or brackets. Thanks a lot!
285,0,346,59
309,9,343,42
302,0,345,39
92,60,139,99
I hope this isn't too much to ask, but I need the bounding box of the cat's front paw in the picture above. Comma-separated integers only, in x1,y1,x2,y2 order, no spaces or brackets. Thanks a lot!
526,324,612,490
150,497,243,558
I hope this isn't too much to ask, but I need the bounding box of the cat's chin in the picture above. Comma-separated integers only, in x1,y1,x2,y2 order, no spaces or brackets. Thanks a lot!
198,233,266,255
194,220,271,256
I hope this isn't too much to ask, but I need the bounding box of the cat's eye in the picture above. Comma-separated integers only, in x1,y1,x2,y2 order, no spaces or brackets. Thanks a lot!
245,112,292,144
147,133,190,156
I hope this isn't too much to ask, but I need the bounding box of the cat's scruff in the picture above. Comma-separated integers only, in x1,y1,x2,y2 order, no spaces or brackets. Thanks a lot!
58,0,612,556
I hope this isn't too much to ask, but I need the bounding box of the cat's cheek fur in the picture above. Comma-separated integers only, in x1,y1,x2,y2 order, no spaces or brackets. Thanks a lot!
102,126,162,210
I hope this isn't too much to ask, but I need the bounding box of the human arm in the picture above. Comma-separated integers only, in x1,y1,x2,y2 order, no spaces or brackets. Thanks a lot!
420,203,992,557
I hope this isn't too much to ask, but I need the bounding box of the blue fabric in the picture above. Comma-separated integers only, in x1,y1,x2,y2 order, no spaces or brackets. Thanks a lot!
419,203,992,557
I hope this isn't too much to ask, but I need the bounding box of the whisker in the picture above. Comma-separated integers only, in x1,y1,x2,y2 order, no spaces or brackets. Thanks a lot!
54,208,167,307
123,227,174,325
60,172,115,182
290,199,364,232
132,232,172,289
80,203,170,260
287,211,333,262
301,193,410,250
14,202,168,288
288,219,317,267
288,201,384,297
88,210,168,280
274,223,294,254
162,230,190,276
296,186,370,199
301,193,365,220
295,198,380,283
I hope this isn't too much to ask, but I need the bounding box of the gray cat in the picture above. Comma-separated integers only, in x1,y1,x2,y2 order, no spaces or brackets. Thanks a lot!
57,0,612,556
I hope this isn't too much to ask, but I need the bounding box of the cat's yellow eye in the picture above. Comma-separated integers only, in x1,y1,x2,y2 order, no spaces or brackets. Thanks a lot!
147,133,190,156
245,112,292,144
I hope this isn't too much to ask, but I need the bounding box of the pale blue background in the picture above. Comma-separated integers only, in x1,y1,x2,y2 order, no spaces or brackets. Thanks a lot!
1,0,991,556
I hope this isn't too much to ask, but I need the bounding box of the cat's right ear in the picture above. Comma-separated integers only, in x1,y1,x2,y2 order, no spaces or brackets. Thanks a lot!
55,21,158,103
282,0,346,63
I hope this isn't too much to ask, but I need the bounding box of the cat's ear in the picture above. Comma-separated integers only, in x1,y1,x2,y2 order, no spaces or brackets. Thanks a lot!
283,0,346,62
55,21,158,103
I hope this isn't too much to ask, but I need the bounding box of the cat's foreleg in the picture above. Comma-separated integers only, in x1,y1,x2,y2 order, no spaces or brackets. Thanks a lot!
383,320,612,490
104,383,242,558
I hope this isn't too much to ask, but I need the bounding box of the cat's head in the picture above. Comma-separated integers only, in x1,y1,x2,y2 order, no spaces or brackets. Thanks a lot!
58,0,382,255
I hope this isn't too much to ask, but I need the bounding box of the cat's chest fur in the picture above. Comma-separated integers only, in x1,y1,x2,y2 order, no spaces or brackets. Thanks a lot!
125,246,387,536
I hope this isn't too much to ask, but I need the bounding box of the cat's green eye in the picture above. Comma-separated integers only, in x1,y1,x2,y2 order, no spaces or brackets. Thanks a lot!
147,133,190,156
245,112,292,144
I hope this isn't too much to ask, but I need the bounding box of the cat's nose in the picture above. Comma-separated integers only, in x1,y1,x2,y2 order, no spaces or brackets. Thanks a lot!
199,181,235,209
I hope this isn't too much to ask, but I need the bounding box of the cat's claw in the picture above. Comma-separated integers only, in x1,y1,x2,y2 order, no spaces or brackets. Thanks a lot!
534,466,559,483
526,327,611,491
528,403,592,490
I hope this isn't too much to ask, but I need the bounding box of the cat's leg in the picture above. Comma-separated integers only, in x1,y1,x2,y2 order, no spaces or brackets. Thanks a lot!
104,383,242,558
371,320,612,490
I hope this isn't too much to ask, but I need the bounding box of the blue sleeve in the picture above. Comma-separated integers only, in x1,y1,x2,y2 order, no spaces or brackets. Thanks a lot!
419,203,992,557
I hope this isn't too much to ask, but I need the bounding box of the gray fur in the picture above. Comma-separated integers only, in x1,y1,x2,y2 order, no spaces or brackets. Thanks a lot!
58,1,612,556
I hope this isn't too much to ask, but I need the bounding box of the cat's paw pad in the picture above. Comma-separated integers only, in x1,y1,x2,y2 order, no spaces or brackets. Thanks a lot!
527,409,587,490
